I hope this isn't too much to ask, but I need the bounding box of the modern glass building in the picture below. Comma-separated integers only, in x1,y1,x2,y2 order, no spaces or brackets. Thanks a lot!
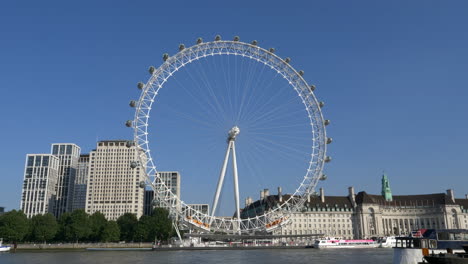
71,154,89,211
20,154,60,218
51,143,80,217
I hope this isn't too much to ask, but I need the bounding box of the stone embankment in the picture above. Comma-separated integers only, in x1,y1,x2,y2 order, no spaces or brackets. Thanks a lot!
15,242,153,250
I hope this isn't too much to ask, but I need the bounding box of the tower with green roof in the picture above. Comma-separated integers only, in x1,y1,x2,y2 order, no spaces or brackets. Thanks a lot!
381,172,393,201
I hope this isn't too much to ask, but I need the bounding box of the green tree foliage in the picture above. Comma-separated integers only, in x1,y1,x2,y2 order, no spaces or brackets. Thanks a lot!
89,212,107,242
117,213,138,242
0,210,30,243
30,213,58,243
152,208,174,241
57,210,91,242
135,215,153,242
101,221,120,242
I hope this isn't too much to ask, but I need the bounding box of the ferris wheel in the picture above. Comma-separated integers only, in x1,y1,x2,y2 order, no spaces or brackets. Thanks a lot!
126,35,331,234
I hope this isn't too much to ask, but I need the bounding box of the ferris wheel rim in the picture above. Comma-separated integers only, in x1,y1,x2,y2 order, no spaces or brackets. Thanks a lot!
131,39,328,233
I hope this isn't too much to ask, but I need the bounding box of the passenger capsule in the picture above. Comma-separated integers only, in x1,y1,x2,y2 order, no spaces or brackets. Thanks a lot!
215,35,221,41
139,181,146,188
130,161,138,169
319,101,325,108
137,82,144,90
324,120,331,126
179,44,185,51
125,120,133,127
298,70,304,76
324,156,332,163
196,37,203,44
326,137,333,144
251,40,258,46
125,141,134,148
320,174,327,181
284,57,291,63
162,53,169,62
129,100,136,108
148,66,155,74
233,36,240,41
309,84,316,91
269,48,275,53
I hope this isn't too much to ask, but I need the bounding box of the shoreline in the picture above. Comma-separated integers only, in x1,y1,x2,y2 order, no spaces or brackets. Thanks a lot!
7,243,314,252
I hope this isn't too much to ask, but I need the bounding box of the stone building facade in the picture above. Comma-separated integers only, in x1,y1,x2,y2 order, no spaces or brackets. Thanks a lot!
85,140,146,220
241,175,468,239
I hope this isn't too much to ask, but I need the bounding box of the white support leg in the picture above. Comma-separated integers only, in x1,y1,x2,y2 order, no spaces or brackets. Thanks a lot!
211,141,232,220
231,141,241,234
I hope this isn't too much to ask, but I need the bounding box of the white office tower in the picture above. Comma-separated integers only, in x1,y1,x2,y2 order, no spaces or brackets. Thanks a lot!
71,154,89,211
51,144,81,217
185,204,209,218
85,140,146,220
154,171,181,213
20,154,60,218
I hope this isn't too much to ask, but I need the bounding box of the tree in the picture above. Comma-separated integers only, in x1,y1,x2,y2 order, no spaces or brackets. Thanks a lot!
89,212,107,242
135,215,153,242
0,210,30,243
152,208,174,241
57,210,91,242
30,213,58,243
101,221,120,242
117,213,138,242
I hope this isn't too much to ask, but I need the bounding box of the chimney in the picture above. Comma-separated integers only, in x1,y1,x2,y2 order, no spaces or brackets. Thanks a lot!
307,194,311,203
260,190,264,200
264,189,270,197
245,197,252,207
446,189,455,203
465,194,468,199
278,187,282,202
320,188,325,203
348,186,356,208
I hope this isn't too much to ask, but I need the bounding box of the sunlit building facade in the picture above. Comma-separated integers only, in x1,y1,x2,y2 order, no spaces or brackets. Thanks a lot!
85,140,146,220
20,154,60,218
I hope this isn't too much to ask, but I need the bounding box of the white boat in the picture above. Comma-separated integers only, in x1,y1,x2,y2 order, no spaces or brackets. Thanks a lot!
379,236,398,248
0,238,11,252
315,238,378,248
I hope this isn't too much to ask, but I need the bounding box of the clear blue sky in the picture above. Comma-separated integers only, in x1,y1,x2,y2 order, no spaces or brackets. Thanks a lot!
1,0,468,213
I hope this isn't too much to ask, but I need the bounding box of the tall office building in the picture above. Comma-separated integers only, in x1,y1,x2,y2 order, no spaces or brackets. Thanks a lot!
143,172,182,216
185,204,209,218
144,189,155,216
71,154,90,211
51,144,80,217
20,154,60,218
154,171,181,212
85,140,146,220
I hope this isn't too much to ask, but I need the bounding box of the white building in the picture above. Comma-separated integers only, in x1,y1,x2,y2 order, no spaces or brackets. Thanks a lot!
153,171,181,212
144,171,182,216
85,140,145,220
71,154,89,211
20,154,60,218
241,175,468,239
51,143,80,217
185,204,210,217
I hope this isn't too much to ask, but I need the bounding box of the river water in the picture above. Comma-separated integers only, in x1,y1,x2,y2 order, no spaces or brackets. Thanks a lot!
0,248,393,264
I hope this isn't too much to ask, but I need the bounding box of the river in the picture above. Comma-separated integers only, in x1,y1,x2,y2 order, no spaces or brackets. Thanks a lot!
0,248,393,264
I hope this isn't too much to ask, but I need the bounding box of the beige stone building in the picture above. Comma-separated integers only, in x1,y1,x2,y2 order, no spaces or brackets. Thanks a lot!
85,140,146,220
242,175,468,239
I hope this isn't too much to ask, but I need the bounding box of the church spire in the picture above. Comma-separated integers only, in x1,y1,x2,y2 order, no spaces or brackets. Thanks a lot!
381,171,393,201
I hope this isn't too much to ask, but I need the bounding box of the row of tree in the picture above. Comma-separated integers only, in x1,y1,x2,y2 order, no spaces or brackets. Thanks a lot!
0,208,174,243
